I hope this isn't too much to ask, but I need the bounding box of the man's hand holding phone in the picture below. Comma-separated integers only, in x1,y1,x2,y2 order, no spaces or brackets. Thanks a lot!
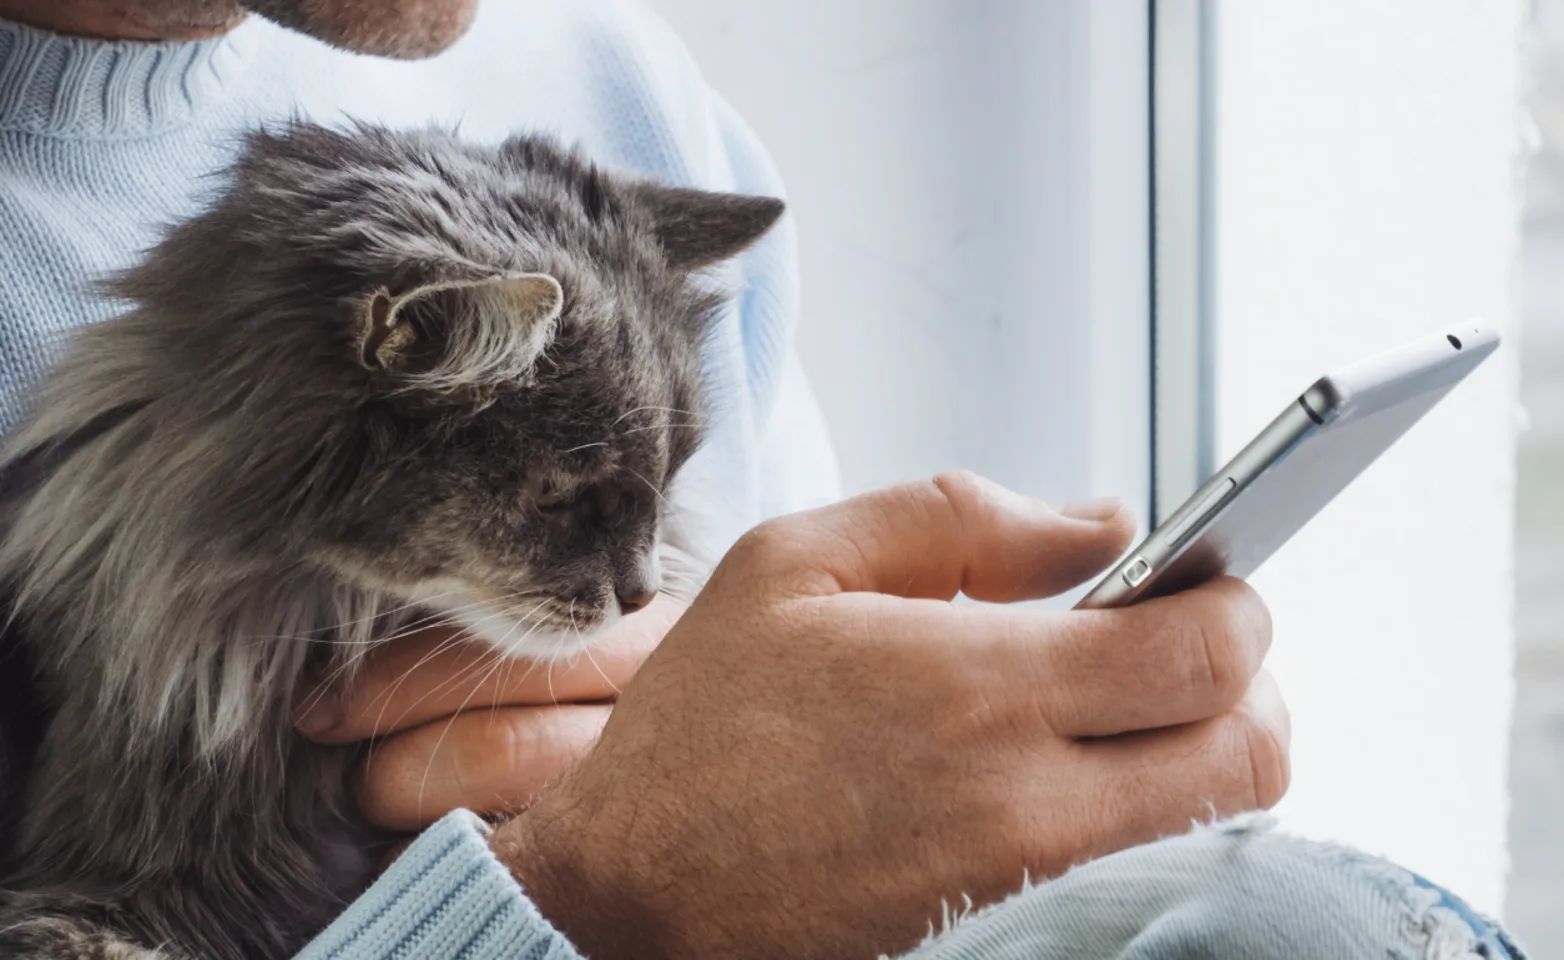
301,473,1288,959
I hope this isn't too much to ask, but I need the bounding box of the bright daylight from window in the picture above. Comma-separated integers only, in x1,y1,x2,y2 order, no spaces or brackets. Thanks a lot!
1510,0,1564,952
0,0,1552,957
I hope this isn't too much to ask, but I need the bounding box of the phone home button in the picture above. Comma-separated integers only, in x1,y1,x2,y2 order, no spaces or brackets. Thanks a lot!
1122,557,1152,588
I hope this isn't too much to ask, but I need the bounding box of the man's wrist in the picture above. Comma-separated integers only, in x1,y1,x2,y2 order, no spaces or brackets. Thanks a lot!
492,801,671,960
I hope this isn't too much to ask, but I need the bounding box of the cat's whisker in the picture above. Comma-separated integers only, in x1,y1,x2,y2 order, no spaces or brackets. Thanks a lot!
289,608,469,718
493,647,547,690
551,635,577,677
365,596,552,748
578,628,619,697
412,625,528,821
623,467,671,510
559,440,611,454
248,592,475,651
486,651,527,731
610,404,700,428
490,632,524,719
410,605,563,814
287,594,532,725
352,589,537,652
486,600,578,686
300,588,472,638
358,591,553,719
568,605,587,660
500,607,559,662
365,630,515,775
657,583,698,606
349,604,550,754
467,615,559,712
249,590,472,654
361,625,486,762
547,603,576,706
290,624,443,727
266,606,457,649
618,421,705,437
352,628,487,768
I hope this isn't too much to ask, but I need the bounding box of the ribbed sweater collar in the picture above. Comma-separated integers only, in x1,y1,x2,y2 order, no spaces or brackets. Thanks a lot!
0,15,252,139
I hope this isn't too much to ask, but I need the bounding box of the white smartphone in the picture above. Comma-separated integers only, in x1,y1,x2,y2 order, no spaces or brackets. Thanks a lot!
1075,321,1501,610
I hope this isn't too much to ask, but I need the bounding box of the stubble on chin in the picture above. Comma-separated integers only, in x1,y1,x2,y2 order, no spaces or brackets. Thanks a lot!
237,0,477,59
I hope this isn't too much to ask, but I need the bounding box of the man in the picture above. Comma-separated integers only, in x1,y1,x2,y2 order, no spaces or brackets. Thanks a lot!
0,0,1524,957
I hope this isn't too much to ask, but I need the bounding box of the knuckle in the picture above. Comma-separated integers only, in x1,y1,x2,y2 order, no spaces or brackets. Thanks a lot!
1224,578,1274,650
1185,595,1256,707
1199,712,1290,814
1240,713,1291,809
924,471,985,555
929,469,986,514
728,517,801,570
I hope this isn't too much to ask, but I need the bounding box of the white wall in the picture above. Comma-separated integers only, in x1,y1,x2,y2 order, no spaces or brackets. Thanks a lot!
1212,2,1521,912
643,0,1151,543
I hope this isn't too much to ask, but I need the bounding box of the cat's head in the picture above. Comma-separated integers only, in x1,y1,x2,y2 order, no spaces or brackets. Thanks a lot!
101,121,784,658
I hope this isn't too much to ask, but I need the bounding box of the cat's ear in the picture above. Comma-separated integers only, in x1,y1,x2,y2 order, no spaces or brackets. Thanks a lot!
354,273,564,390
631,184,785,270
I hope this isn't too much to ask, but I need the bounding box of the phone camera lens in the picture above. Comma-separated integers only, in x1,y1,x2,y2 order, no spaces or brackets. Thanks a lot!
1447,335,1463,350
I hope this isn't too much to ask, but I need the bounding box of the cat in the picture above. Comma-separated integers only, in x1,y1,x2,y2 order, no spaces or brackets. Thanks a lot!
0,120,784,959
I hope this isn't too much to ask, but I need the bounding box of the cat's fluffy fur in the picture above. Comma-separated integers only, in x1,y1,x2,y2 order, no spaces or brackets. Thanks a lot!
0,121,783,959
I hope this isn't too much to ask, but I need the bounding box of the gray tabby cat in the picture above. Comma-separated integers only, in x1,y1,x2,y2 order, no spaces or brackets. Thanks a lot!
0,121,783,959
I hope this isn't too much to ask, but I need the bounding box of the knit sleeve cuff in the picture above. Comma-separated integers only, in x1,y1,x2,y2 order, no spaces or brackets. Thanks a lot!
297,810,581,960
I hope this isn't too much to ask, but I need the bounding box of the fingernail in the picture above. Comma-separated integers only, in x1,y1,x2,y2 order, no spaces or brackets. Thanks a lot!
1059,497,1126,523
296,691,344,737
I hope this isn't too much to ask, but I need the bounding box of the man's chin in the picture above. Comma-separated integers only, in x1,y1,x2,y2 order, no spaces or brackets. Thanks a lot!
238,0,478,59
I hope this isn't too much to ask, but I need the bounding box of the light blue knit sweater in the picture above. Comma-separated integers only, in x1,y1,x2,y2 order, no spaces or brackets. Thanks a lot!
0,3,838,956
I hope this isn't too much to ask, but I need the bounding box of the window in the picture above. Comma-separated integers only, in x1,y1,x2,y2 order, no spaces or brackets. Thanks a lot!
1510,0,1564,950
1202,1,1518,916
654,0,1524,925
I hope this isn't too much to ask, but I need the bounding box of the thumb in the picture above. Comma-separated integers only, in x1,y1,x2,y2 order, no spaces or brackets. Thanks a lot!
780,471,1136,602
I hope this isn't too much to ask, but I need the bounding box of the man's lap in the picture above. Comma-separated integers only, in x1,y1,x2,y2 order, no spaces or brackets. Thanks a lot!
893,814,1524,960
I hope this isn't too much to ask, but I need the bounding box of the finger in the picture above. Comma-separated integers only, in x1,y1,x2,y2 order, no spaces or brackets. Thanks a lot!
1074,669,1291,857
981,576,1272,737
298,595,681,744
356,704,612,831
743,471,1135,601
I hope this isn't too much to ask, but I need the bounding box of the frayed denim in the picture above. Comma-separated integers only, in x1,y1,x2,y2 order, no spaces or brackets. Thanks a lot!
897,814,1523,960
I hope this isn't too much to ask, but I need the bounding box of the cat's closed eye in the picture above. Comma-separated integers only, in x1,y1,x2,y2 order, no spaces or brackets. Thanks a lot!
532,478,641,520
592,484,623,519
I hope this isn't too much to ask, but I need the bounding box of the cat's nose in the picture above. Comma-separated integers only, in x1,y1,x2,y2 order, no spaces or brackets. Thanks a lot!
617,554,662,616
616,587,657,616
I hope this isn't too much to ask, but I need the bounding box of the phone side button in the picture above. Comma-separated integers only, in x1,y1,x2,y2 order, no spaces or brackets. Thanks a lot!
1164,477,1238,547
1123,557,1152,588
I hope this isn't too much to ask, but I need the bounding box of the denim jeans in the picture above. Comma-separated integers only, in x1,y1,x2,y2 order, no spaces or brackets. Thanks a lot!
894,814,1525,960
